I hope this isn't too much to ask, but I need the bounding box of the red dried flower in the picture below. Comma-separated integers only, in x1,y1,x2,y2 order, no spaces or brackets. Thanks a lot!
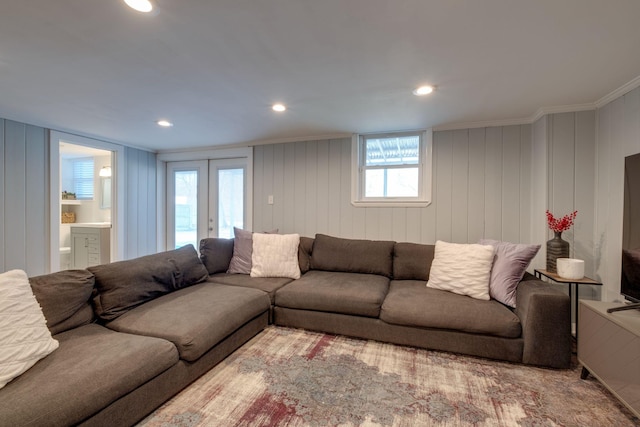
546,210,577,233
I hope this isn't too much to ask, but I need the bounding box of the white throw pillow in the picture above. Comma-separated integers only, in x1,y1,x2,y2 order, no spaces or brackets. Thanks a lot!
426,241,495,300
251,233,301,279
0,269,59,389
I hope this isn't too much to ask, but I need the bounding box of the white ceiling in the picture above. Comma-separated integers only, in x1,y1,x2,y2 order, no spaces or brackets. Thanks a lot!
1,1,640,152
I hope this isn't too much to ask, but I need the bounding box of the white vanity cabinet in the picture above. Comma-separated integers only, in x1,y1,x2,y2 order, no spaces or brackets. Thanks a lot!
70,225,110,269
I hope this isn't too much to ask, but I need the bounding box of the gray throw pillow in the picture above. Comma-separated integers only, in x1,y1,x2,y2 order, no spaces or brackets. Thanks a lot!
227,227,278,274
227,227,254,274
479,239,540,308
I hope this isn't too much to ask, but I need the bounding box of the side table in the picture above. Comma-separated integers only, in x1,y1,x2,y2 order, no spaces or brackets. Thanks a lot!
534,269,602,340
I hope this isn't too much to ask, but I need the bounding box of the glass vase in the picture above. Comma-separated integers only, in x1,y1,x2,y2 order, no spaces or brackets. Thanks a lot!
546,231,570,273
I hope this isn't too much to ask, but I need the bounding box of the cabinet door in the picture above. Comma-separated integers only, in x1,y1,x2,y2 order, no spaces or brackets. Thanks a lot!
71,233,89,269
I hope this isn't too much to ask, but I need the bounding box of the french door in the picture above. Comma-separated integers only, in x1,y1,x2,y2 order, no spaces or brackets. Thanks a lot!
166,159,248,249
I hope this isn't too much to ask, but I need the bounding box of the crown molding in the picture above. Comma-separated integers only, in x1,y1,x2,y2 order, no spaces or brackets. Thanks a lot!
244,133,352,147
432,75,640,132
433,116,532,132
433,103,598,132
529,103,597,123
595,74,640,108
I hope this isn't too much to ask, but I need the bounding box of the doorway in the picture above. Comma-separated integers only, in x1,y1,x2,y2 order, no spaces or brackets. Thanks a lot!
165,158,250,250
49,131,125,272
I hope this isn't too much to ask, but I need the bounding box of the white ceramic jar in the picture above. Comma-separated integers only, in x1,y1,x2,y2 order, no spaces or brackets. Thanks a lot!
556,258,585,280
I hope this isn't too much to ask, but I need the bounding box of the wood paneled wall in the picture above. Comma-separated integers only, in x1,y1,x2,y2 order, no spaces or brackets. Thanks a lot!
535,111,598,306
545,111,597,277
596,86,640,300
124,147,158,259
253,124,534,245
0,117,157,275
0,119,49,276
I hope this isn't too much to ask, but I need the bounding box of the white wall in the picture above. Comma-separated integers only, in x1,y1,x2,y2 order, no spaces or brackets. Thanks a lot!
596,86,640,301
253,124,534,245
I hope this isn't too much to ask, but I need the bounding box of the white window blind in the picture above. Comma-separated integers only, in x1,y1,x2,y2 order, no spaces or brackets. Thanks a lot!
73,158,94,200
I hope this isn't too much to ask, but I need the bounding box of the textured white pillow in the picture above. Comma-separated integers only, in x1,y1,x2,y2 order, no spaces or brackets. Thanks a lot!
427,241,495,300
0,269,59,389
251,233,301,279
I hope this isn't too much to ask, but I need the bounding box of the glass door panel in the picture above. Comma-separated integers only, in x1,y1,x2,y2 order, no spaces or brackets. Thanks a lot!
174,170,199,248
217,168,244,238
209,160,247,239
166,161,208,250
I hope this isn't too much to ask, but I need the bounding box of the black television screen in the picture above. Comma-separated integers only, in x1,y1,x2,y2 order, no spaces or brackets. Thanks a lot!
621,152,640,303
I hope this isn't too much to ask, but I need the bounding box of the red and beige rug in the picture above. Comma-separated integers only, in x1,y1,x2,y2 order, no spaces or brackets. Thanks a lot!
139,326,638,426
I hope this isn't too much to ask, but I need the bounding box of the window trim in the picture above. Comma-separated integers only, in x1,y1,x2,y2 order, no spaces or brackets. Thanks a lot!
351,129,432,207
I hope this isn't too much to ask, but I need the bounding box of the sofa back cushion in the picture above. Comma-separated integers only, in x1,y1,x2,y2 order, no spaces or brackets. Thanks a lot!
298,236,314,274
200,237,235,274
29,270,95,335
393,242,435,281
310,234,395,277
90,245,209,321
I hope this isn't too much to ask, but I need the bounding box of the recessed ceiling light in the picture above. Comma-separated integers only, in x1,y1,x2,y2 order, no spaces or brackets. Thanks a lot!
413,85,434,96
272,103,286,112
157,120,173,127
124,0,153,13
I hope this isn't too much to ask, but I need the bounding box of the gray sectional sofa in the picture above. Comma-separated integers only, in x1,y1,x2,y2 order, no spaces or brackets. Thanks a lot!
201,233,571,369
0,245,270,427
0,233,571,427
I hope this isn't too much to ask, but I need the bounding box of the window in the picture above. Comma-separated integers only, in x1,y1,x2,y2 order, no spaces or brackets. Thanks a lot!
73,158,95,200
351,130,432,207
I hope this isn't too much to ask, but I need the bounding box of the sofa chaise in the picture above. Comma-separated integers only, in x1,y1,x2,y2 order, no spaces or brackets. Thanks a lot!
0,245,270,427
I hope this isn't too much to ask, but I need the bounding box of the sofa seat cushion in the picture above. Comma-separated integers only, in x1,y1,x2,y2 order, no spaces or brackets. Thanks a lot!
105,283,270,362
0,323,178,427
207,274,294,304
380,280,522,338
275,270,389,317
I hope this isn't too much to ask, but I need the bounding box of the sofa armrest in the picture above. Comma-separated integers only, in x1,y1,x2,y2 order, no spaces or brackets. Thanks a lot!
515,277,571,368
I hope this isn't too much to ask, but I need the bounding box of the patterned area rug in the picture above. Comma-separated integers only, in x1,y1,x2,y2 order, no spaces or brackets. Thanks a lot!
139,326,638,426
